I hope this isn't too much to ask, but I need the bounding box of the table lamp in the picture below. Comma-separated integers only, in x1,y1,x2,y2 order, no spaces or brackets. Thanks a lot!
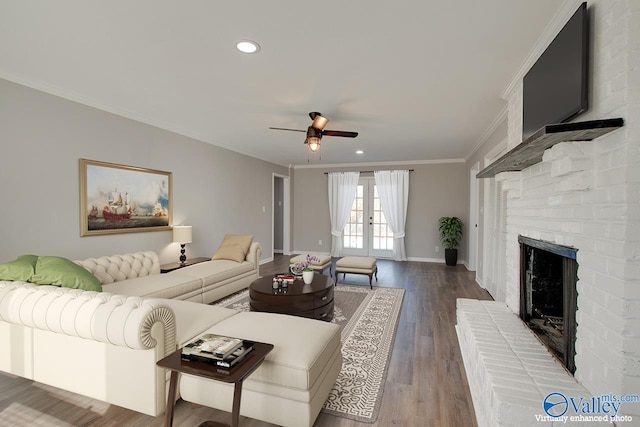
173,225,192,265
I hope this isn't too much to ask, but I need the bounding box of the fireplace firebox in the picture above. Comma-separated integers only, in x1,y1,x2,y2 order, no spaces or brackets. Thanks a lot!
519,236,578,373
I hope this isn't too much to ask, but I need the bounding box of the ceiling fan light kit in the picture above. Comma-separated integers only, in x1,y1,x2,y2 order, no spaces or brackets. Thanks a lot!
305,125,322,152
310,112,329,130
269,111,358,157
306,137,321,152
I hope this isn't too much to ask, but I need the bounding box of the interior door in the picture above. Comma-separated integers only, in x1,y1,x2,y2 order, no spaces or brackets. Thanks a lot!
469,162,479,271
342,178,394,258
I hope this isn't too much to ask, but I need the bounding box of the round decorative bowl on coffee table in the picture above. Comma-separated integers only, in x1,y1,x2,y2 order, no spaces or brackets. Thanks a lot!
249,273,334,322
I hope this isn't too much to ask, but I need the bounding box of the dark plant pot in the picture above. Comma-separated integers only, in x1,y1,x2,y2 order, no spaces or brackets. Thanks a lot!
445,248,458,266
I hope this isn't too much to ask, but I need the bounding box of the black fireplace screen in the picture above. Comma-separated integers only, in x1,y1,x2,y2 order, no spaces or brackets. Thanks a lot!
519,236,578,374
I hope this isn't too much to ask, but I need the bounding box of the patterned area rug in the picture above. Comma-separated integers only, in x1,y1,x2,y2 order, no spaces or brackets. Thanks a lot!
214,284,405,423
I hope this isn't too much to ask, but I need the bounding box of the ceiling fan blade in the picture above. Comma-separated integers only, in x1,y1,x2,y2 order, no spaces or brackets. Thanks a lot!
322,130,359,138
268,127,306,133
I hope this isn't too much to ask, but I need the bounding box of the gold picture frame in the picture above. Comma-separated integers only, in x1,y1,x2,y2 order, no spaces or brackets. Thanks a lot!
80,159,172,236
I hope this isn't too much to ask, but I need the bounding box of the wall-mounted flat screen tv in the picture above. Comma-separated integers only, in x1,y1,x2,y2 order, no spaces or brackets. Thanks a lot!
522,2,589,141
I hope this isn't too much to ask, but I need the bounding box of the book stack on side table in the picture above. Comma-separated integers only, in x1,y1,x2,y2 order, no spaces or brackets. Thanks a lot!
181,334,255,369
158,338,274,427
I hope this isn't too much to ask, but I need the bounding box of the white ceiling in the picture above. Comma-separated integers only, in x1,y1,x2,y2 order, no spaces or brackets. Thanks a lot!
0,0,567,167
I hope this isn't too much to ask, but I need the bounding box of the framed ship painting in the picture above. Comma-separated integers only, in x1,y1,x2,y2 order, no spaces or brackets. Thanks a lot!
80,159,172,236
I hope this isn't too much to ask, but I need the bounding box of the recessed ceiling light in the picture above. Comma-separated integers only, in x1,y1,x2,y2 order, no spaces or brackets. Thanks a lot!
236,40,261,54
356,150,364,154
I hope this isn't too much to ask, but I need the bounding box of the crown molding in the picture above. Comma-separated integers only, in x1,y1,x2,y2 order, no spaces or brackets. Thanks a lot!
472,0,583,165
501,0,584,99
293,158,466,170
465,106,508,162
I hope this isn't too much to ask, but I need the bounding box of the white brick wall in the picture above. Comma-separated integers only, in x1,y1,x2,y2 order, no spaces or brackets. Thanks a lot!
460,0,640,423
493,0,640,417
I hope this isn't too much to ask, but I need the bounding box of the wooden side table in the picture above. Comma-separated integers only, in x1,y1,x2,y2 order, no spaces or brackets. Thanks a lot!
157,341,273,427
160,257,210,273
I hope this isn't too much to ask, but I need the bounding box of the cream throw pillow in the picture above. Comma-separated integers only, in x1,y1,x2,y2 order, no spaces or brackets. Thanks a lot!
212,234,254,263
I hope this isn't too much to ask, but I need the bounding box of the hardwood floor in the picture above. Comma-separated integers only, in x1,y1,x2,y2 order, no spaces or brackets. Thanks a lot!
0,256,492,427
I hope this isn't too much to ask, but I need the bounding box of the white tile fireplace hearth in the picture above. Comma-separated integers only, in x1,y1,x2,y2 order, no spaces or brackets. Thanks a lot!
458,0,640,425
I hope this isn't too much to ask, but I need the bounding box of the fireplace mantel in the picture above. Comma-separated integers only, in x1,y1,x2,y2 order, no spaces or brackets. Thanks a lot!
477,118,624,178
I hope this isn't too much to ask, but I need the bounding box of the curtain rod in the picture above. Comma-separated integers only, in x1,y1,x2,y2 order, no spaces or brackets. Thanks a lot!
323,169,414,175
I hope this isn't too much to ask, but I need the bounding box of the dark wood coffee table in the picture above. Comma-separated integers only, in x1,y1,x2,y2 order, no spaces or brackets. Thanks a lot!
157,341,274,427
249,273,334,321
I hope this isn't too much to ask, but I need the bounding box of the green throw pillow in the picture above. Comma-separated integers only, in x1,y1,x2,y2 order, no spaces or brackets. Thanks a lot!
0,254,39,281
31,256,102,292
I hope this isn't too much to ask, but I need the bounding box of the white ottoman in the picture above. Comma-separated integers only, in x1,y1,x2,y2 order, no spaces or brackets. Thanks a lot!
179,312,342,427
290,254,332,275
335,256,378,289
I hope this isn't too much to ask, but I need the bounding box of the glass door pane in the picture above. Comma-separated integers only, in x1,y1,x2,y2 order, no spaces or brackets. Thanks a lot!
342,180,393,258
369,185,393,258
342,185,367,255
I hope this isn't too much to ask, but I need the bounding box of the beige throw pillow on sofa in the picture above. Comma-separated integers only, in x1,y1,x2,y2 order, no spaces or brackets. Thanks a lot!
212,234,254,263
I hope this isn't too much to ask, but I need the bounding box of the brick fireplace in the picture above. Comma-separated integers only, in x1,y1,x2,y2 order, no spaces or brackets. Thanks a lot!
458,0,640,424
499,0,639,408
519,236,578,374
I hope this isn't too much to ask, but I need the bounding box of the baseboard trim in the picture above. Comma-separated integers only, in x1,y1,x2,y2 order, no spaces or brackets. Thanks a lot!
259,256,274,265
408,257,467,265
407,257,445,263
291,250,332,257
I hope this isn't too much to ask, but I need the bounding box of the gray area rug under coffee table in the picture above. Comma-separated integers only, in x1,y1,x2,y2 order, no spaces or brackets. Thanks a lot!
214,284,405,423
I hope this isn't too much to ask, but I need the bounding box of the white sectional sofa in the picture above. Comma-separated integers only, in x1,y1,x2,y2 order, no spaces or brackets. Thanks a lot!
0,246,342,427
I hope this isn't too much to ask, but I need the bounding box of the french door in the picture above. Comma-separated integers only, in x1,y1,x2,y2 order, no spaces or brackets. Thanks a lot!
342,178,394,258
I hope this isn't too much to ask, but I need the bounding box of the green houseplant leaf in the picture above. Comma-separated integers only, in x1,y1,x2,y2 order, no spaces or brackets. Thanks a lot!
438,217,464,250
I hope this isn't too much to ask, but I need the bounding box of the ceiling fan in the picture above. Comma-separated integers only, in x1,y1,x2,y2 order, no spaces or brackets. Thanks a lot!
269,112,358,153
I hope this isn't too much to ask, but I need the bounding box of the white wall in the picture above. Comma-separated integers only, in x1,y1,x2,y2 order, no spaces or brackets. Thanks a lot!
291,163,468,262
0,79,289,264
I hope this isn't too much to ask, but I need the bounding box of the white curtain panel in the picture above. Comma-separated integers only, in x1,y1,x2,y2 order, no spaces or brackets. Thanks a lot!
374,170,409,261
328,172,360,257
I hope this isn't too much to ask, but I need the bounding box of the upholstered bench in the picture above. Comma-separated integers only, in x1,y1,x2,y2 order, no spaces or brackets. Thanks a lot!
290,254,332,276
179,311,342,427
335,256,378,289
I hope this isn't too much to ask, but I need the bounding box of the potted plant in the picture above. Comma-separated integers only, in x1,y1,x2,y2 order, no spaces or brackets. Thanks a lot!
438,216,463,266
291,254,320,284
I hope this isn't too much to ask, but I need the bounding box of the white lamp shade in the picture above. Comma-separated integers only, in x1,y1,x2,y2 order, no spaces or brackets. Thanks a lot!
173,225,192,243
